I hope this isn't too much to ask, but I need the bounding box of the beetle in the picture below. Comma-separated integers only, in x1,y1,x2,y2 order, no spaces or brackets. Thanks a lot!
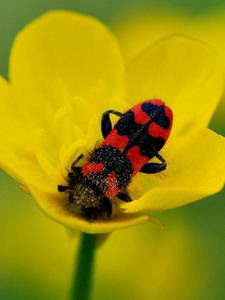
58,99,173,221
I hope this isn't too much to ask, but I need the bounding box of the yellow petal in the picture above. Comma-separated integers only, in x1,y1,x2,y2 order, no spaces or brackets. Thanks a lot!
9,10,125,129
114,10,190,64
127,35,223,136
0,77,53,190
0,76,32,149
0,150,57,193
0,76,12,146
29,186,148,234
122,129,225,212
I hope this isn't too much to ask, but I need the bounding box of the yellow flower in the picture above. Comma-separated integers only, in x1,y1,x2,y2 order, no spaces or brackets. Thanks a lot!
0,11,224,234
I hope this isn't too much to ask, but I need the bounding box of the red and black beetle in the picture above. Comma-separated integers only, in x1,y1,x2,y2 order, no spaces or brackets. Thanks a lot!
58,99,173,221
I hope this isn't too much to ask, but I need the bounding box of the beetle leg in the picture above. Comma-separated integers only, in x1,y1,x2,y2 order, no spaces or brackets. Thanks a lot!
117,190,133,202
140,153,167,174
68,168,82,180
58,185,69,192
70,154,84,181
58,155,84,192
71,154,84,170
101,109,123,138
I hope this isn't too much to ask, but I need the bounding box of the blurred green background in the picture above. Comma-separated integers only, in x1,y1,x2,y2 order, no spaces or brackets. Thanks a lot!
0,1,225,300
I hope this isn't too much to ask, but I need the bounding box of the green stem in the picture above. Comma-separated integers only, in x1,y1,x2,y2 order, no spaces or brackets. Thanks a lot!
71,233,96,300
